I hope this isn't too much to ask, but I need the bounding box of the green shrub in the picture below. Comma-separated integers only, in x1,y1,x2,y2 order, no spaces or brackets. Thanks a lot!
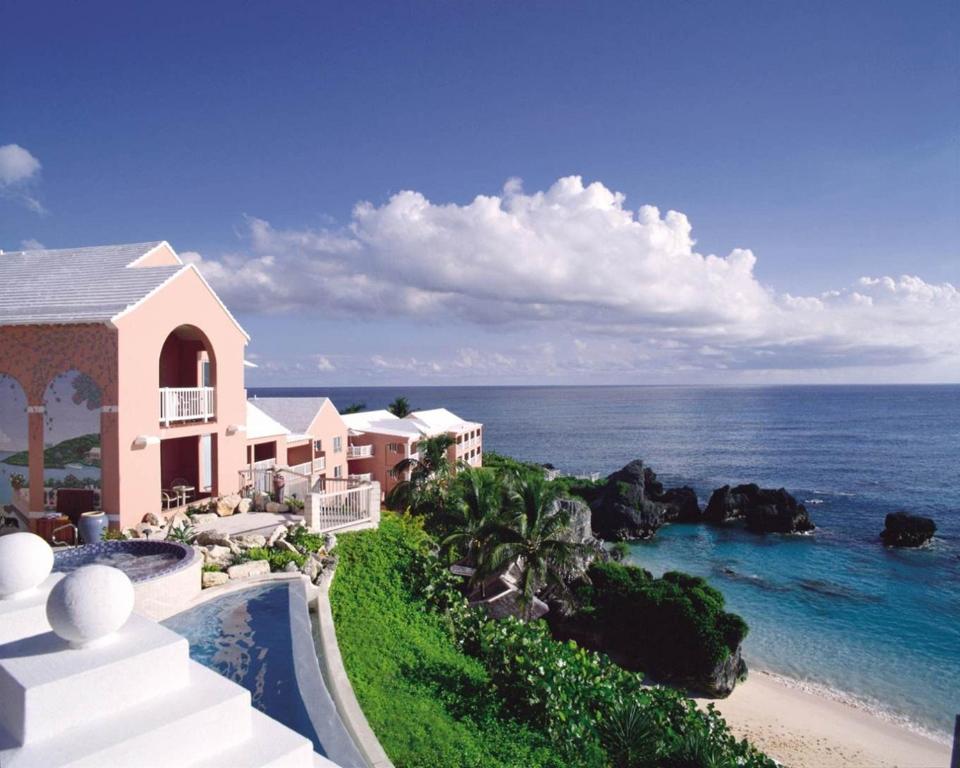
573,562,748,685
287,525,325,553
201,563,223,573
244,546,306,571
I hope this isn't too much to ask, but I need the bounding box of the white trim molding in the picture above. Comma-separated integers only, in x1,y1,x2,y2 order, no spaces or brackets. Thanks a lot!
26,405,45,414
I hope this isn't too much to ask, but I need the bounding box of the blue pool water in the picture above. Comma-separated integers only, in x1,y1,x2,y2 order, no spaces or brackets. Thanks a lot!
252,384,960,739
54,540,193,582
163,580,365,767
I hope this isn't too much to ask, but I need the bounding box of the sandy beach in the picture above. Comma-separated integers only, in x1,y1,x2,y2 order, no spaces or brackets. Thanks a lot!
696,671,952,768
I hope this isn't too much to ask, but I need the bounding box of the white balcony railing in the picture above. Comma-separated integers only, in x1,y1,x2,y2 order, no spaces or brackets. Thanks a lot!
313,456,326,472
347,444,374,459
159,387,215,426
349,472,372,482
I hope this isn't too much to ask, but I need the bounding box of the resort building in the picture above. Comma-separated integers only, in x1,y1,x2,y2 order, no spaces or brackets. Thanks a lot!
0,241,381,537
342,407,483,496
0,242,249,532
244,397,349,480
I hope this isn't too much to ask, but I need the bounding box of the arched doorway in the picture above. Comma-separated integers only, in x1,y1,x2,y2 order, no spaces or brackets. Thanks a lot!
0,373,28,520
158,325,218,505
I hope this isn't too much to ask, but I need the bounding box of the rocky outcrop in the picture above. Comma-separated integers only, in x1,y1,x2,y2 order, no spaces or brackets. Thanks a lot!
704,484,814,534
557,497,606,576
704,646,747,697
585,460,703,540
880,512,936,547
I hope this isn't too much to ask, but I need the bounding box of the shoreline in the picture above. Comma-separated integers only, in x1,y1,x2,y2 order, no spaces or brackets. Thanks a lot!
696,670,952,768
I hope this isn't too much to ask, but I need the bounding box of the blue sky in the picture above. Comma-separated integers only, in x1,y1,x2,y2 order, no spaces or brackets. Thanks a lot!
1,1,958,384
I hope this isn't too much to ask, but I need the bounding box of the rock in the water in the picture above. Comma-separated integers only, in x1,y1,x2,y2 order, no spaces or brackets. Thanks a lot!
216,494,242,517
657,486,701,522
202,570,229,588
585,460,703,540
880,512,936,547
704,484,814,533
227,560,270,580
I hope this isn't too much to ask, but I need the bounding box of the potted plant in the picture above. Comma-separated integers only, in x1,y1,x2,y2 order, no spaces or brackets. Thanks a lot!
9,473,25,491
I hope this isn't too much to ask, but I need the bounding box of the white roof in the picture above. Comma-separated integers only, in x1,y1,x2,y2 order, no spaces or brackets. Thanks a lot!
247,396,330,435
341,410,421,439
409,408,481,435
0,242,249,339
342,407,479,439
245,401,290,440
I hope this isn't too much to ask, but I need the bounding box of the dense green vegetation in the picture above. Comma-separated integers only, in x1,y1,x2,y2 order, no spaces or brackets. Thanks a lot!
331,515,773,768
330,515,566,768
3,433,100,468
568,562,748,685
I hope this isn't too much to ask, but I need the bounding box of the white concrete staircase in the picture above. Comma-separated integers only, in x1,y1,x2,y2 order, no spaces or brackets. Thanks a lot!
0,579,338,768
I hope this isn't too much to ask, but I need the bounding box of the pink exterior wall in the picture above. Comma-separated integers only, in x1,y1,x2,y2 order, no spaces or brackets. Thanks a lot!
347,432,413,498
113,267,248,528
306,401,349,480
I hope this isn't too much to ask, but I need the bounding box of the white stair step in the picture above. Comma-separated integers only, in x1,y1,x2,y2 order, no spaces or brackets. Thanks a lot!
2,662,251,768
191,707,317,768
0,574,62,644
0,614,190,745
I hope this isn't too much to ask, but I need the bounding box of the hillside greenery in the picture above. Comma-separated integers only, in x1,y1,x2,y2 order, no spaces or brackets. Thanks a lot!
331,514,773,768
3,433,100,468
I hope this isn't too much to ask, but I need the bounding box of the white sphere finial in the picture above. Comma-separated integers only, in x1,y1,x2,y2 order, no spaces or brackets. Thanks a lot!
46,565,135,648
0,532,54,600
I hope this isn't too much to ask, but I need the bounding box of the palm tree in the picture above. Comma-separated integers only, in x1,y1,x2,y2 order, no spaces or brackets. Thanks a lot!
387,396,411,418
482,471,589,619
342,401,366,414
385,433,456,514
440,468,504,571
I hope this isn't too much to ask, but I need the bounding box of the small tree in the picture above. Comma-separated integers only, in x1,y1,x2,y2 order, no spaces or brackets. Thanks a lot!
388,396,412,418
386,434,456,515
482,471,590,618
440,468,504,571
342,401,366,414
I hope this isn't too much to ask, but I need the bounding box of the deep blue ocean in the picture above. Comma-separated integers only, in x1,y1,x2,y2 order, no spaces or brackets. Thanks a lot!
252,385,960,739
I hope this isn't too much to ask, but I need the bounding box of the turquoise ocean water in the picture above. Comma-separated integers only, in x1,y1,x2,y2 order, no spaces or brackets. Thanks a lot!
255,386,960,737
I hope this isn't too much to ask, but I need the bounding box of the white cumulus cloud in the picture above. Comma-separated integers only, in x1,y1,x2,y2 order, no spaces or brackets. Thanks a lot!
0,144,45,214
190,176,959,378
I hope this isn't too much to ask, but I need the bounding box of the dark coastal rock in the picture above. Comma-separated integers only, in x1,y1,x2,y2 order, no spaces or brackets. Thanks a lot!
657,486,702,522
586,460,703,540
880,512,936,547
704,483,814,533
706,645,747,698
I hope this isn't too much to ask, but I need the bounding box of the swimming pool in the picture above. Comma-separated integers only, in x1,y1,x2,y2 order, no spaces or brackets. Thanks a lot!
163,579,366,768
53,540,195,582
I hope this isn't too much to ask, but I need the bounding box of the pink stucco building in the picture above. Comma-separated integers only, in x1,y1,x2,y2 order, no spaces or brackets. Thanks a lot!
341,408,483,497
0,241,250,532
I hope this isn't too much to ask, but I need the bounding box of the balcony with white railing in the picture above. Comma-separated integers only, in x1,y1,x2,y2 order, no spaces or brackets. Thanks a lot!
313,456,326,472
348,472,372,482
159,387,215,426
347,444,374,459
